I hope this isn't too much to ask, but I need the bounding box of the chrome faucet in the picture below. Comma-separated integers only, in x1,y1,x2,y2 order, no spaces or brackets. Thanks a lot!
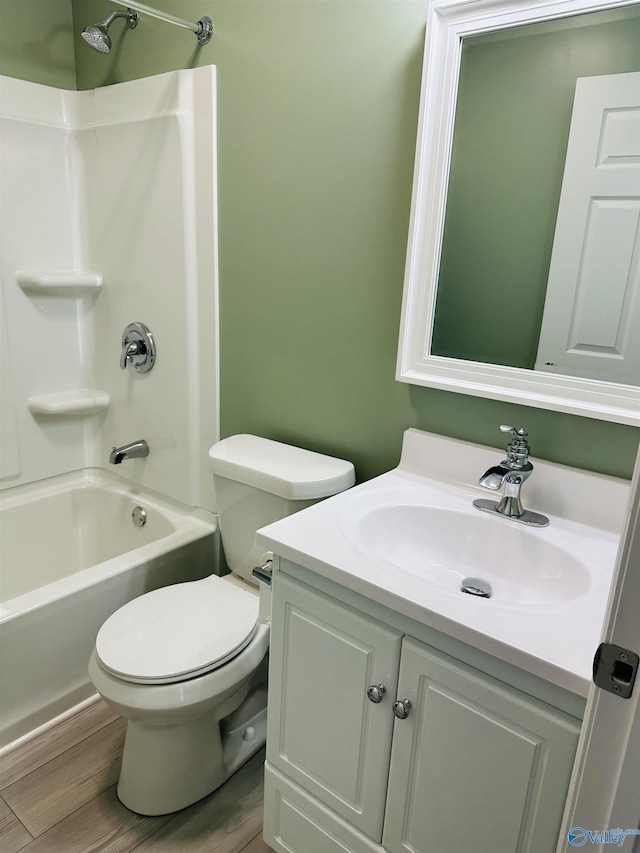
473,426,549,527
109,439,149,465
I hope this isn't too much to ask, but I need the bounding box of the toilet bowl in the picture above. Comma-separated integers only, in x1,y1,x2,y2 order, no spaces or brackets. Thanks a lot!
89,435,354,815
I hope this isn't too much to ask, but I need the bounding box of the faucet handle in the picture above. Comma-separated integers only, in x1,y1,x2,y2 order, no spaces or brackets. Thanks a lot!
499,425,531,469
500,425,528,437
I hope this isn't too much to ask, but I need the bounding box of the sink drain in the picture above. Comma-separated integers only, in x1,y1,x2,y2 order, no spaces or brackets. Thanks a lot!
461,577,492,598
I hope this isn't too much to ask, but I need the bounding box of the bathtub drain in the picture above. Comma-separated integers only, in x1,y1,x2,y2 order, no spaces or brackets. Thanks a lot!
132,506,147,527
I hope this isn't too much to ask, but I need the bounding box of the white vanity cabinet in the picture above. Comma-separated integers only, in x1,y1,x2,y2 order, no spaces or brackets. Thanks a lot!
265,568,581,853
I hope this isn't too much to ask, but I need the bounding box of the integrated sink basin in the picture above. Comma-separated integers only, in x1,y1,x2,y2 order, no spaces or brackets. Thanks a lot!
354,504,591,606
257,429,627,694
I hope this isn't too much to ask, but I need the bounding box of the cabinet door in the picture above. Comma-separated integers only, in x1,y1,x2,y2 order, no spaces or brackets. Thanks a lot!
267,572,403,841
383,638,580,853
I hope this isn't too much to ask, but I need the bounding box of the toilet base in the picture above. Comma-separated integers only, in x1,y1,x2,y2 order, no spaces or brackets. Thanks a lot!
117,683,268,815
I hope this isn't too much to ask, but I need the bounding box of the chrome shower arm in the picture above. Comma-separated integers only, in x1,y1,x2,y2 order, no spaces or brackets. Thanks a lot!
102,8,136,27
110,0,213,43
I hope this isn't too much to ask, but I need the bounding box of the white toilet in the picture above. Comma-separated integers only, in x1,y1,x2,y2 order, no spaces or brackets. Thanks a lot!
88,434,354,816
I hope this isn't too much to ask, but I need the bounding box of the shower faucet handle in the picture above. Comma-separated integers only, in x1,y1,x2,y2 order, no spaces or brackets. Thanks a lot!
120,340,143,369
120,322,156,373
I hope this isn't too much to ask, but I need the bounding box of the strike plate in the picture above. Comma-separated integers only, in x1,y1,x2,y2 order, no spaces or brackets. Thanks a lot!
593,643,638,698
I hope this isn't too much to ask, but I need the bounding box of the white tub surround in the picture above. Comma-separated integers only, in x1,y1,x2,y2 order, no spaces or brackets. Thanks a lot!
0,469,217,749
0,69,218,511
257,429,629,697
0,66,220,752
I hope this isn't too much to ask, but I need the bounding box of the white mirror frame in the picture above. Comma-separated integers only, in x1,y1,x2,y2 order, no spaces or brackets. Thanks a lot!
396,0,640,427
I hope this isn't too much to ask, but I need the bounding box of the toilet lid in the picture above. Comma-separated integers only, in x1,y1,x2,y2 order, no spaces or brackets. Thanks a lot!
95,576,259,684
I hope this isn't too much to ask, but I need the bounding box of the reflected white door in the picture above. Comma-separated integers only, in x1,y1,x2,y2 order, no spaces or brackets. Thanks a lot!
535,72,640,386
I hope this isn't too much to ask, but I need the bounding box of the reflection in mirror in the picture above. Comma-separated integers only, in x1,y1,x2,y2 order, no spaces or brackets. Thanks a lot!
431,7,640,385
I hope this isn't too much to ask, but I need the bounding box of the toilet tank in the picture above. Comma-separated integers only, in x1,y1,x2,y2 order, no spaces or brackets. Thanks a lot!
208,435,355,584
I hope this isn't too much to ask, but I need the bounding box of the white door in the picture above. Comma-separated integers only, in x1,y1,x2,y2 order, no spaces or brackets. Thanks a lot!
535,72,640,386
558,445,640,852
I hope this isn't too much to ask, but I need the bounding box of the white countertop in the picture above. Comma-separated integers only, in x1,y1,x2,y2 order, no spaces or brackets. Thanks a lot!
257,430,627,697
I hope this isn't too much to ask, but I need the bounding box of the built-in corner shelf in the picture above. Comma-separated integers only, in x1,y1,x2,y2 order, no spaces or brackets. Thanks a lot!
28,389,110,416
17,270,103,296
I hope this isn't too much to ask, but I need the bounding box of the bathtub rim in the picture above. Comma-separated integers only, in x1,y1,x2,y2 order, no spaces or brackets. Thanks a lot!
0,467,217,623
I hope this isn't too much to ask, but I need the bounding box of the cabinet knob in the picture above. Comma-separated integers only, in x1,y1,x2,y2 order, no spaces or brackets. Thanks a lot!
366,684,386,704
392,699,412,719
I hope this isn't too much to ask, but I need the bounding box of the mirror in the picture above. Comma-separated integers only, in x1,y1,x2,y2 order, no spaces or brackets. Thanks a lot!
396,0,640,426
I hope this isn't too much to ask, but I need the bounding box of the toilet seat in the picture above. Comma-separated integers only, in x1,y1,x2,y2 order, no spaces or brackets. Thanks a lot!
95,576,259,685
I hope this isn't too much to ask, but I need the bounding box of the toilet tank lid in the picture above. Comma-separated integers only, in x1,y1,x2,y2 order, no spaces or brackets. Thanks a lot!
208,434,355,500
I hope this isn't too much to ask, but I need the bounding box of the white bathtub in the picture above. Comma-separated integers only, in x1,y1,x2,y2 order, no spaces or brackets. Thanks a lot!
0,468,217,749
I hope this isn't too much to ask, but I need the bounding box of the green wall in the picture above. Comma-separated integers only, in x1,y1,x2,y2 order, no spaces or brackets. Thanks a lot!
13,0,640,480
433,8,640,368
0,0,76,89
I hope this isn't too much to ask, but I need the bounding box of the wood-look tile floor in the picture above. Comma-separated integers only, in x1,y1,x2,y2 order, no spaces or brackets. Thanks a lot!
0,699,273,853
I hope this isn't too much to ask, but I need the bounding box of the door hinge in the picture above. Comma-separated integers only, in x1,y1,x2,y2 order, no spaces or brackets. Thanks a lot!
593,643,638,698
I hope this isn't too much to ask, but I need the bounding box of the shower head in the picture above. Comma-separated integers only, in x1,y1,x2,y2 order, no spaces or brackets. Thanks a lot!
81,8,138,54
81,24,112,53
